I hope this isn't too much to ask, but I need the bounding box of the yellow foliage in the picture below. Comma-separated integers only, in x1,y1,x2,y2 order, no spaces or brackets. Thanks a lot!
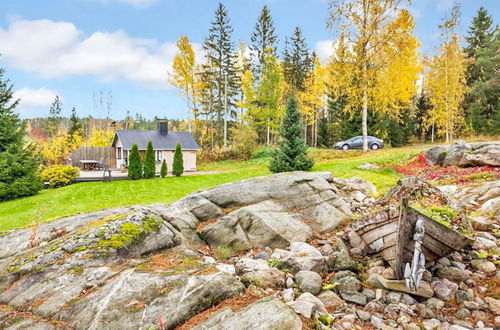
298,56,327,125
425,28,467,141
41,131,83,164
86,128,115,147
40,165,80,188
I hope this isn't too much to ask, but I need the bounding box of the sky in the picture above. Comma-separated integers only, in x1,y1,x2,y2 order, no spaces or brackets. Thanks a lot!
0,0,498,120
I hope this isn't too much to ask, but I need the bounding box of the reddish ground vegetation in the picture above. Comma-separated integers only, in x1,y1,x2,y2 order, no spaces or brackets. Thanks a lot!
175,289,264,330
395,153,500,183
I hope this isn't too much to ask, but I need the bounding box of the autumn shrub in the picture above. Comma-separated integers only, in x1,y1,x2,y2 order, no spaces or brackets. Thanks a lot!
229,124,258,160
198,147,234,163
41,164,80,188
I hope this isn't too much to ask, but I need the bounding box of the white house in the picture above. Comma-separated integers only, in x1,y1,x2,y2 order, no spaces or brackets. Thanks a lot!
111,122,201,172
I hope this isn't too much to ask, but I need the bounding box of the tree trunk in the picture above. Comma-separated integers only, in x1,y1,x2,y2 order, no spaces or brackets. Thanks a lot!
223,75,228,149
362,77,368,152
266,117,270,146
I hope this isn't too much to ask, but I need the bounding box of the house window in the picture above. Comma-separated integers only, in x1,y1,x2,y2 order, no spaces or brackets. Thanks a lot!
156,150,162,161
117,147,122,159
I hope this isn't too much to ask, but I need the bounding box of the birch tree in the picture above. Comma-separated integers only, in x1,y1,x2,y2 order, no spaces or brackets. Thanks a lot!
425,5,467,142
327,0,417,151
170,35,199,132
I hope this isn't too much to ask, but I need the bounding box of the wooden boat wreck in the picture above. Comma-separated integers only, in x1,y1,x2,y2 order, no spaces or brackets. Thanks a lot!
352,199,473,296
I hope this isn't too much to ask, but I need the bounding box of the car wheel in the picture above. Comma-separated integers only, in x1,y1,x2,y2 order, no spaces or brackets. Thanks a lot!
371,144,379,150
342,144,349,150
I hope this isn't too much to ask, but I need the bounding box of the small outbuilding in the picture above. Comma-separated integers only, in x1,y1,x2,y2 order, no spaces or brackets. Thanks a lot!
111,121,200,172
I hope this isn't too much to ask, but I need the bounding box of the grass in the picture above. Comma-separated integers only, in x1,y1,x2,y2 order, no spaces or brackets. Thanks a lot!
0,146,423,232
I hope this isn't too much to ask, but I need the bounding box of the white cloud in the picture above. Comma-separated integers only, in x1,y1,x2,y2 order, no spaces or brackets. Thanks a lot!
0,19,189,89
315,40,336,63
13,87,60,115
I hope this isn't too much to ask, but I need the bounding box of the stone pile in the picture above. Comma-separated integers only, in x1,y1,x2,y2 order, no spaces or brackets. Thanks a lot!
426,141,500,167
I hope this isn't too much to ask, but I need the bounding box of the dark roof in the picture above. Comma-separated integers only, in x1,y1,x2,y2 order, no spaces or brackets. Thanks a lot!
112,130,200,150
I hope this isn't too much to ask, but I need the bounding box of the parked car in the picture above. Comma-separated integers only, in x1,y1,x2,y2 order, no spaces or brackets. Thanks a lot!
334,136,384,150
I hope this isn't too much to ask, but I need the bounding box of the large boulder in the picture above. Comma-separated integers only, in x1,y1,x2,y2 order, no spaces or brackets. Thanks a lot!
442,141,472,167
200,172,357,249
425,147,447,166
200,201,313,249
193,298,302,330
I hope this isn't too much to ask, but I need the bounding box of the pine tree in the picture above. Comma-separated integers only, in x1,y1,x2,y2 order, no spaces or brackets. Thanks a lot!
68,107,82,138
128,144,142,180
0,68,42,201
269,96,314,173
45,96,62,137
202,2,240,148
283,27,311,91
143,140,155,179
250,5,278,73
172,143,184,177
160,159,167,178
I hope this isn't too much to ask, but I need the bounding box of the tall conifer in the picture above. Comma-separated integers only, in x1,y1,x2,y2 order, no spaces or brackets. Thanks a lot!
250,5,278,74
0,68,41,201
283,27,311,91
202,2,239,147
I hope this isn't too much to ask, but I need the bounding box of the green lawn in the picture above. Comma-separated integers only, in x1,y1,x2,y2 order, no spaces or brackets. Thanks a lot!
0,146,422,232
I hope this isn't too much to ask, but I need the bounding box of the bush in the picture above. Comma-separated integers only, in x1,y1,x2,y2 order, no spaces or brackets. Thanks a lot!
128,144,142,180
251,146,275,159
172,143,184,177
229,124,258,160
143,140,155,178
40,165,79,188
198,147,234,163
160,159,167,178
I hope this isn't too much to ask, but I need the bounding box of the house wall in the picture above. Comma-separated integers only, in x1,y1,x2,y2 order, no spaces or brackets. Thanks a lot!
114,137,198,173
154,150,197,173
115,139,125,168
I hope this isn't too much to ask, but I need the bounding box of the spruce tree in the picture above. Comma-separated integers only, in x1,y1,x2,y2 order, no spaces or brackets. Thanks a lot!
269,96,314,173
172,143,184,177
68,107,82,137
45,96,62,137
250,5,278,73
202,2,240,146
143,140,155,179
128,144,142,180
160,159,167,178
464,7,498,134
283,27,311,91
0,68,42,201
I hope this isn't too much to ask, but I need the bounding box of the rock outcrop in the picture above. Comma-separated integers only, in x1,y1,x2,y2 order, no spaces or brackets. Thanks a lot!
1,173,498,329
0,171,374,329
426,140,500,167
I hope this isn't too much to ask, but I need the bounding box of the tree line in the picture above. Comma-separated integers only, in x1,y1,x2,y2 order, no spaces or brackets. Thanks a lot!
170,1,499,151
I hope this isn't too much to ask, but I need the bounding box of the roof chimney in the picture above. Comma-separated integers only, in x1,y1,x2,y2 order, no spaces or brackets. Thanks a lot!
157,121,168,135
